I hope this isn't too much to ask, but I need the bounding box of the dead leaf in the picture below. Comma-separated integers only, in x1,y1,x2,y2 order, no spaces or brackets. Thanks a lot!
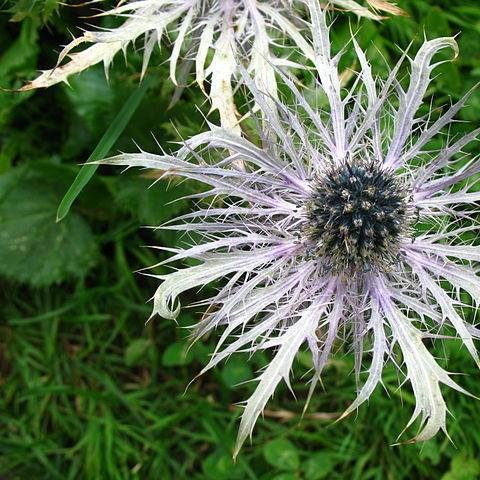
366,0,408,17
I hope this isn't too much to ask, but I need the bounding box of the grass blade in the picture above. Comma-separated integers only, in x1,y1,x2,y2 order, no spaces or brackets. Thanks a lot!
56,78,152,222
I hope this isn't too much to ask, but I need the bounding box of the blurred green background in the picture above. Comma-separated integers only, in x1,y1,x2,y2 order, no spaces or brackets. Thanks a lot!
1,1,480,478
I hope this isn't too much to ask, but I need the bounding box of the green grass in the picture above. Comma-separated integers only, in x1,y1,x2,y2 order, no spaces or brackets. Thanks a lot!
1,1,480,478
2,273,480,479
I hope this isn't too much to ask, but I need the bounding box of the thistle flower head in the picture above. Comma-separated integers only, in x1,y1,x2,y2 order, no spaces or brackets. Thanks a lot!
101,2,480,456
306,160,412,272
21,0,399,130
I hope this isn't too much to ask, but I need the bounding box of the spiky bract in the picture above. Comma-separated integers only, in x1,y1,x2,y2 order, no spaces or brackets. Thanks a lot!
22,0,400,130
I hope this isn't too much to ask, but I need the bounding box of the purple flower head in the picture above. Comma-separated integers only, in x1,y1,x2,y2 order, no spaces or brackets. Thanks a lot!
21,0,396,131
101,2,480,455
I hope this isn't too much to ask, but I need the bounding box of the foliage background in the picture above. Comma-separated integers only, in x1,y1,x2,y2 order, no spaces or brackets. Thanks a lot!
0,1,480,478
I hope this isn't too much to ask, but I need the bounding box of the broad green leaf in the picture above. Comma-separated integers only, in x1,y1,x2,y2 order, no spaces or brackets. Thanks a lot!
263,438,300,471
65,69,116,134
161,341,194,367
124,339,152,367
114,175,189,225
442,454,480,480
303,453,337,480
56,77,152,222
0,165,98,286
221,356,252,389
271,474,298,480
417,439,441,466
202,451,244,480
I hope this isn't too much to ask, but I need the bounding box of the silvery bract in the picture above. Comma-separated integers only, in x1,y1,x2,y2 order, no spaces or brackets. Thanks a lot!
21,0,397,131
101,2,479,456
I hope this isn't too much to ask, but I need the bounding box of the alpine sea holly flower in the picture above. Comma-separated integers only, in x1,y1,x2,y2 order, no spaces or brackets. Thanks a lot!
20,0,402,131
100,2,479,455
